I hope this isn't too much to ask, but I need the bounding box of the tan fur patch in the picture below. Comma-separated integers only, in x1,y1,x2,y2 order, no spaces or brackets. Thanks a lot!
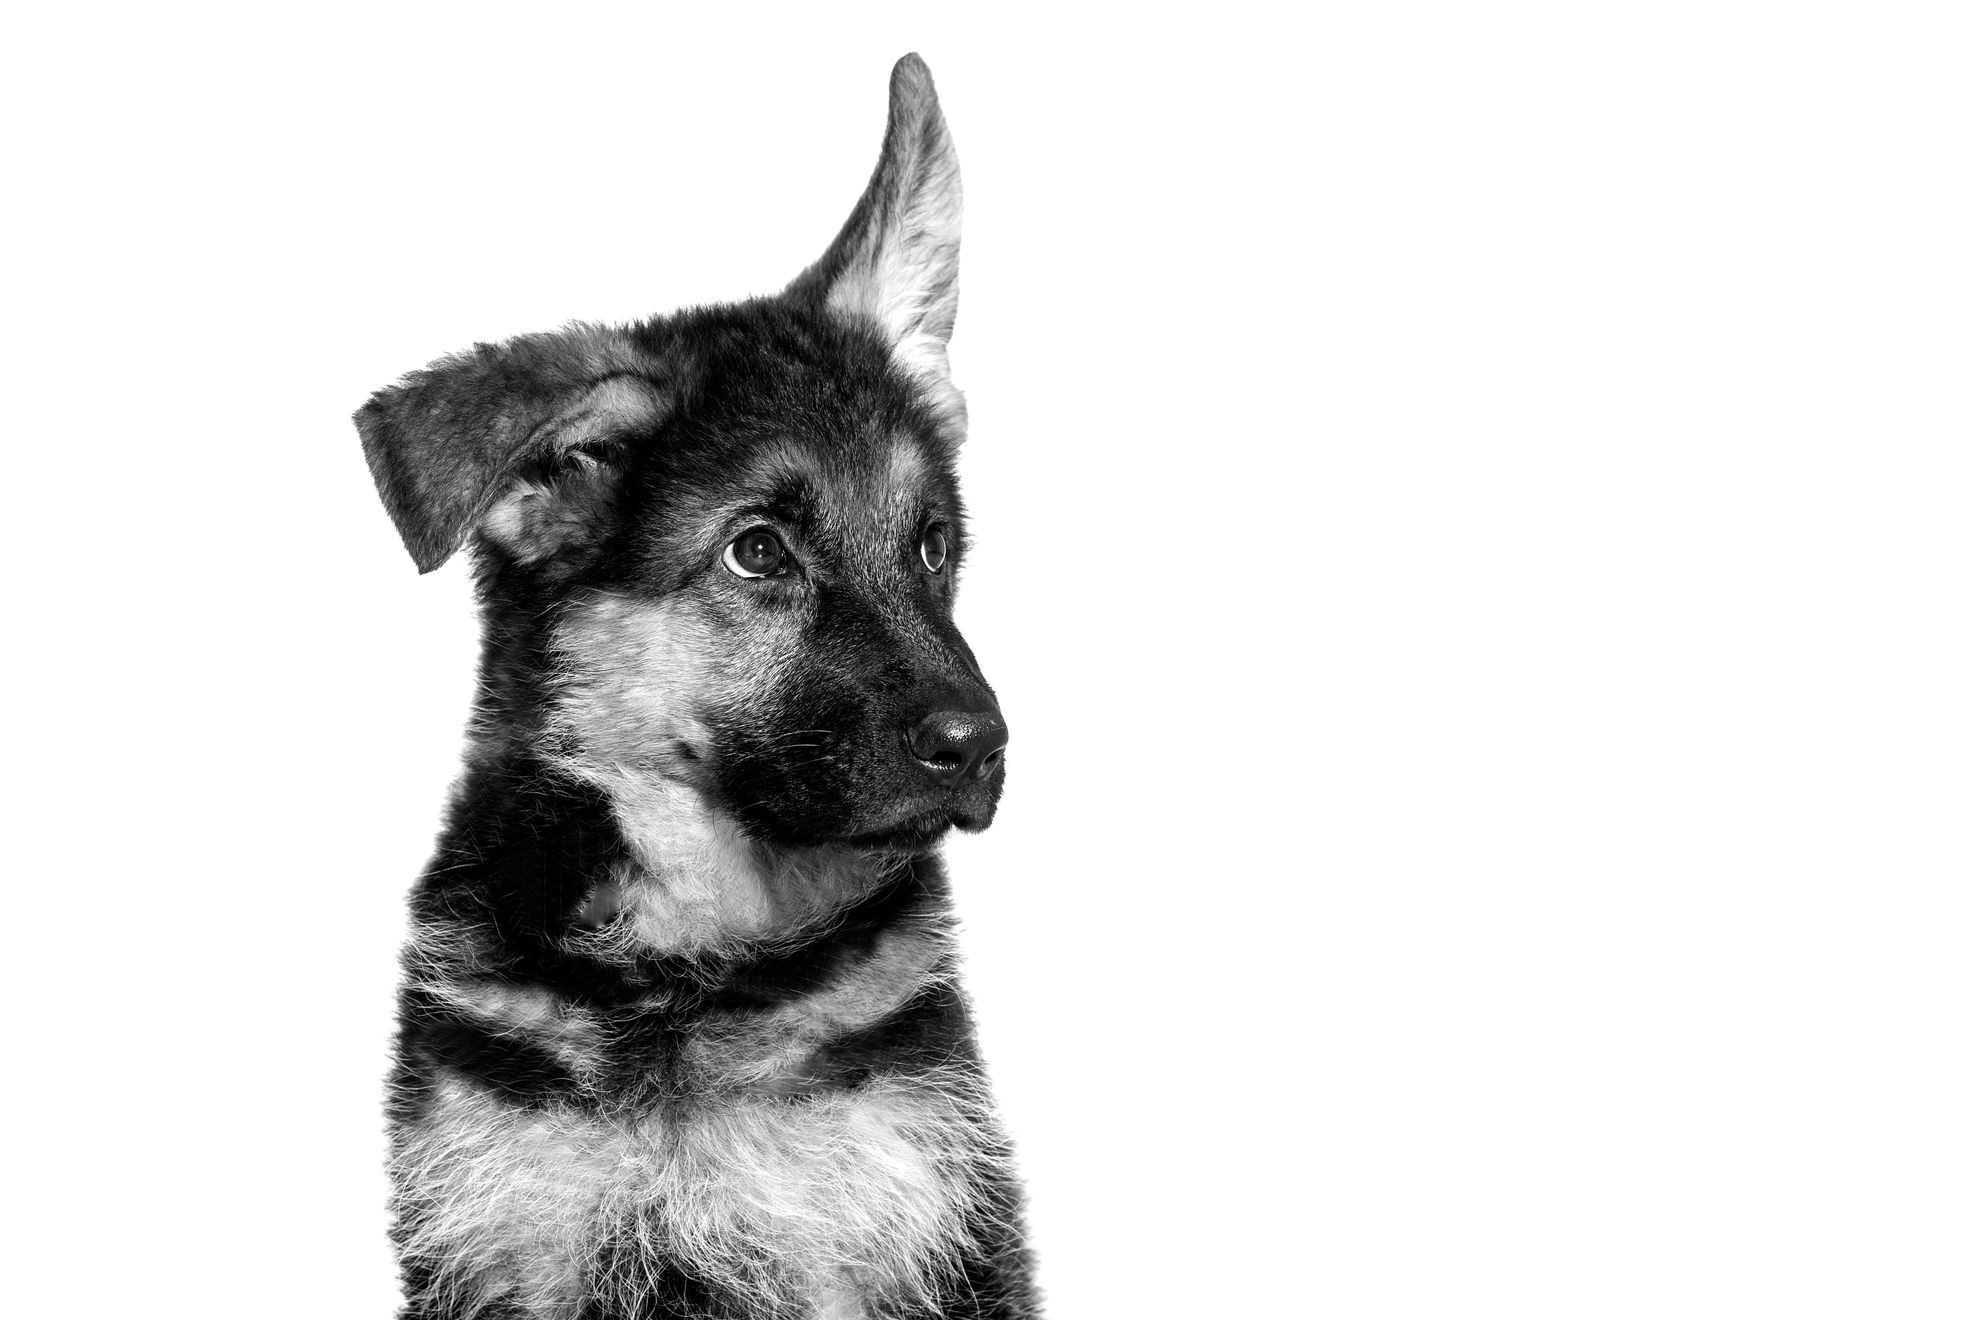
546,588,723,780
543,589,895,962
883,439,929,506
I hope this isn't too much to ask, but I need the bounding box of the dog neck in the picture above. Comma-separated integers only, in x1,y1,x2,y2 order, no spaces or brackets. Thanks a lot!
523,746,905,967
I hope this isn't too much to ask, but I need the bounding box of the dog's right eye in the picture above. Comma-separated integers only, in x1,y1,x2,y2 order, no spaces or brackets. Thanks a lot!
722,528,790,579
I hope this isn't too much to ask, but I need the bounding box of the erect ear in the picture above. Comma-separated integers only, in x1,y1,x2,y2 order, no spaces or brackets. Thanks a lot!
791,53,964,421
354,324,666,573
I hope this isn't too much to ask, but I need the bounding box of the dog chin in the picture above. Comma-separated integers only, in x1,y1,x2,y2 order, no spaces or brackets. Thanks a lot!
839,810,955,854
837,803,997,854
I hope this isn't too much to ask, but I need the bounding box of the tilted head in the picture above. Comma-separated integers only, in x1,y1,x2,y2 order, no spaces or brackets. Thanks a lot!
356,55,1003,860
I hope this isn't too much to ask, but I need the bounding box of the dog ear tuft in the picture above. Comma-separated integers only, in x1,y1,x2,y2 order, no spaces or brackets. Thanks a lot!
355,326,664,573
792,53,964,418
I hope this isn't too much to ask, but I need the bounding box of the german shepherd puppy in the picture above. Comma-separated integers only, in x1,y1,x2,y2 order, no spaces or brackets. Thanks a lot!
356,55,1037,1320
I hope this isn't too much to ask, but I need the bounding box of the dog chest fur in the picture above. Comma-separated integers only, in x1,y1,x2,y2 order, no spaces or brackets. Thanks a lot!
396,1065,1001,1320
393,890,1006,1318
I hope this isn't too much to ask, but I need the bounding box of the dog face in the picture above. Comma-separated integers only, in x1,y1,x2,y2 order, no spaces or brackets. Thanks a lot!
547,309,1005,854
357,56,1002,859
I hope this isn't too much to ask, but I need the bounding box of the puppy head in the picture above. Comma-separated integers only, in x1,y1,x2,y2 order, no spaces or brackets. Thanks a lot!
356,55,1002,853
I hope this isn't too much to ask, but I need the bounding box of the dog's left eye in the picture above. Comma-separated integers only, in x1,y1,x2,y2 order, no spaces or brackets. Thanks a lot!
723,528,790,578
920,525,949,573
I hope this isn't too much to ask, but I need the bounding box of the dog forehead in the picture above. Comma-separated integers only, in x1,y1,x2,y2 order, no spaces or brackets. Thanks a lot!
763,434,935,515
655,430,946,544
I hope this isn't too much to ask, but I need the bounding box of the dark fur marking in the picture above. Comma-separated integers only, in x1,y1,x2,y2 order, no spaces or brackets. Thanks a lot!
400,987,583,1107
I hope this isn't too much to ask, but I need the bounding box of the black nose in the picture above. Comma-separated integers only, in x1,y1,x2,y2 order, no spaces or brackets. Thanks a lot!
905,709,1008,786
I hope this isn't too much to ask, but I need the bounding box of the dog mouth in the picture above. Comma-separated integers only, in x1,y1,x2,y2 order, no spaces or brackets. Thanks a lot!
838,807,974,854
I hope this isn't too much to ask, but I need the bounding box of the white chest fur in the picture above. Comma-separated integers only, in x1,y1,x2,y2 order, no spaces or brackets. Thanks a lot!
394,1064,1002,1319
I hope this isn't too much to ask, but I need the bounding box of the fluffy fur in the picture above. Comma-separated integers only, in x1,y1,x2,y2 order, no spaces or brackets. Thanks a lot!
359,54,1037,1320
394,1062,1007,1319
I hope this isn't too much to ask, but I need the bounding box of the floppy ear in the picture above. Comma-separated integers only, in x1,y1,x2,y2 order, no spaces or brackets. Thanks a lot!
355,324,665,573
792,53,964,418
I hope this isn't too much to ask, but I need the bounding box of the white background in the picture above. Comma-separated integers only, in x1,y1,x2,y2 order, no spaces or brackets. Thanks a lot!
5,3,1976,1316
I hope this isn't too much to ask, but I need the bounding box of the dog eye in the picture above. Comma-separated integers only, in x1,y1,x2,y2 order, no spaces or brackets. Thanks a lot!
723,528,789,578
919,525,949,573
